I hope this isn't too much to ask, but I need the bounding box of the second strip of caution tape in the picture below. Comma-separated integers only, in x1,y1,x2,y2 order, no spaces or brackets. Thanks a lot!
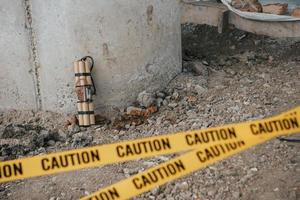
0,106,299,192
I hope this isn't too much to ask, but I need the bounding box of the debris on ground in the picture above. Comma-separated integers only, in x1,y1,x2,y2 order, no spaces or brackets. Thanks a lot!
137,91,155,108
0,24,299,200
126,106,158,117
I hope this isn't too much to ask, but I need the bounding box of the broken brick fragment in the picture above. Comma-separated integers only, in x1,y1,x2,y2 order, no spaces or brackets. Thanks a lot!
146,106,158,115
126,106,158,117
291,7,300,17
232,0,263,13
262,3,288,15
187,96,197,103
126,106,144,116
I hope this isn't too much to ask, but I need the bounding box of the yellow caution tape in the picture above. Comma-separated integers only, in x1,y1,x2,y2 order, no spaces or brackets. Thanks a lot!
82,107,300,200
0,107,299,200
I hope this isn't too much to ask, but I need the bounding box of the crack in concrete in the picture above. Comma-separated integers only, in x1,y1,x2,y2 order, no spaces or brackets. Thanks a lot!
24,0,42,110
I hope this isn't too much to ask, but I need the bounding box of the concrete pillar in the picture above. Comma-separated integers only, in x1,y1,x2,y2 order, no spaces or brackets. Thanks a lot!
30,0,182,115
0,0,37,110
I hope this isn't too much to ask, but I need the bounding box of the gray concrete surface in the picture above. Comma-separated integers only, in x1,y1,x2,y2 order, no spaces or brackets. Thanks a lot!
0,0,182,115
0,0,37,110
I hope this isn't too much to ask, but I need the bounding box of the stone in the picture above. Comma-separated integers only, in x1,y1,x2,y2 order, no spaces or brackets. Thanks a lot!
58,130,67,140
126,106,143,115
188,61,209,76
168,103,178,108
207,189,217,196
163,99,169,106
225,68,237,75
151,188,160,195
36,129,51,147
202,60,209,66
186,110,197,118
113,135,119,140
176,181,189,191
119,130,126,135
47,140,56,146
218,58,226,66
194,85,207,95
137,91,155,107
67,124,80,134
156,116,164,125
156,92,166,99
71,132,93,147
250,167,258,172
230,45,236,50
268,56,274,64
254,40,261,46
143,161,156,167
172,91,179,100
263,3,288,15
123,168,129,174
232,191,241,199
156,98,164,107
124,167,140,175
125,124,131,129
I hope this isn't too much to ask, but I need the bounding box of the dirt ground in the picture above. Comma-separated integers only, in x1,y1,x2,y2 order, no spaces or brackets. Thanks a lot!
0,25,300,200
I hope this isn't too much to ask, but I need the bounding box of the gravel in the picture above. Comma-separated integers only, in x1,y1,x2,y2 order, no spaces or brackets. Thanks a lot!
0,25,299,200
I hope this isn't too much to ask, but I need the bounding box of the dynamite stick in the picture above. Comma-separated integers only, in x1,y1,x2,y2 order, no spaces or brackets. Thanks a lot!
84,60,93,85
78,61,90,127
88,101,96,125
77,101,84,126
74,61,84,126
74,61,80,84
84,60,96,125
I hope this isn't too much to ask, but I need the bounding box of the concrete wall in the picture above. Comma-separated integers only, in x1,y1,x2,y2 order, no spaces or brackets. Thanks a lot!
0,0,182,115
0,0,37,110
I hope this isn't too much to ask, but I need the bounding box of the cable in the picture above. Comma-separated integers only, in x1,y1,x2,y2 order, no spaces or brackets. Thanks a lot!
80,56,97,95
277,136,300,143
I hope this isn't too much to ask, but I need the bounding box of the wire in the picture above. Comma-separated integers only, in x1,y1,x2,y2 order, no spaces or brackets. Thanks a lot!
81,56,94,71
80,56,97,95
277,136,300,143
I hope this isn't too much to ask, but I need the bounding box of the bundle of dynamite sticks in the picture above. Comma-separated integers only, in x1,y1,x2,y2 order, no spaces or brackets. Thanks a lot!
73,57,96,127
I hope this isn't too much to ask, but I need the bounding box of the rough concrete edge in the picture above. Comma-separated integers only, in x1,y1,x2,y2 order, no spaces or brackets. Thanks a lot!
24,0,42,110
181,1,300,38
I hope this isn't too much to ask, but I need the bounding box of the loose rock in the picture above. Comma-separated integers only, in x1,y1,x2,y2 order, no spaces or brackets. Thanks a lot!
137,91,155,107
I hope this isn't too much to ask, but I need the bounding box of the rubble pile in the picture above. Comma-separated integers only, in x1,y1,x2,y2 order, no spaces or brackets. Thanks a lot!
231,0,300,17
